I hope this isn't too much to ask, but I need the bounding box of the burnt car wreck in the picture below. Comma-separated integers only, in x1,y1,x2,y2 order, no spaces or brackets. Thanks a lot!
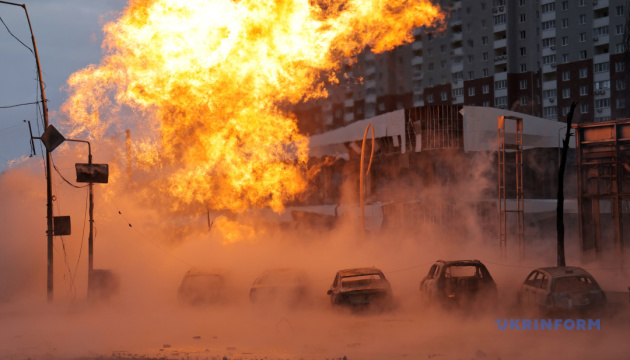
327,267,394,310
517,266,606,314
420,260,497,307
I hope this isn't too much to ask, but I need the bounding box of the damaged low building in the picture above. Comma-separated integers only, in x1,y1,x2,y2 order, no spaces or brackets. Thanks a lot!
293,105,590,256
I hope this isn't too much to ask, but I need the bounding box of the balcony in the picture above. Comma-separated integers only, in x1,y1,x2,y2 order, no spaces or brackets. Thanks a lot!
412,41,423,51
411,56,424,66
593,0,609,11
494,54,507,64
493,38,506,50
542,63,557,73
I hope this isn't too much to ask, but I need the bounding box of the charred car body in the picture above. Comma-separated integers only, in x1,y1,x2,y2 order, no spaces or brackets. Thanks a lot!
327,267,394,309
420,260,497,306
517,266,606,314
178,268,227,306
249,268,310,307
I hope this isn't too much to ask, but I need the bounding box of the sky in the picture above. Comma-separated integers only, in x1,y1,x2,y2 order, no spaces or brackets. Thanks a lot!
0,0,128,173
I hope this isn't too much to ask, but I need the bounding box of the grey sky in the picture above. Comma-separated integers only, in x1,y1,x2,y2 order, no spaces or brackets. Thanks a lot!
0,0,127,173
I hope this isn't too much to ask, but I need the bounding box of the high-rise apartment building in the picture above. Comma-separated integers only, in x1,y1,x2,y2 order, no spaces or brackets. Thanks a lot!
294,0,630,134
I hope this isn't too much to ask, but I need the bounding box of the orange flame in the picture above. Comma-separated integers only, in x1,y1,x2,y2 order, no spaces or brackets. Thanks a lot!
60,0,444,213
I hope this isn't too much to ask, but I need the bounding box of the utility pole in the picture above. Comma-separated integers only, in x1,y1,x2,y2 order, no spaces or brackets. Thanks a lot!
0,1,54,302
557,101,577,267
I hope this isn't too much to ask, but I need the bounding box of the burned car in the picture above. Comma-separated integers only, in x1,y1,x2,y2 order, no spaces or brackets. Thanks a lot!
178,268,227,306
517,266,606,313
249,268,310,307
327,267,394,309
419,260,497,306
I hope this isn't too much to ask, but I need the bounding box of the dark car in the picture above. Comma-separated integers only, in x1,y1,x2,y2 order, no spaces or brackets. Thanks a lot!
178,268,227,306
420,260,497,306
517,266,606,313
327,267,393,309
249,268,310,307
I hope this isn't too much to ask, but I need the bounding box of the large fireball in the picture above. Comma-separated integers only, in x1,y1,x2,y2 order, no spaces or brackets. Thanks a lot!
60,0,444,213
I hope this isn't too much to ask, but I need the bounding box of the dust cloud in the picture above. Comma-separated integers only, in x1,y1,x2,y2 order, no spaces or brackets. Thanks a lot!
1,146,630,360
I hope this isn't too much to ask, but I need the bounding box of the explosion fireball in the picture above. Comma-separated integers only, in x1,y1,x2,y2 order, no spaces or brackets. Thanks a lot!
60,0,444,213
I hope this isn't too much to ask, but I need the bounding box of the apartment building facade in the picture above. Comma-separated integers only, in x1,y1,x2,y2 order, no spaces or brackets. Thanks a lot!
293,0,630,134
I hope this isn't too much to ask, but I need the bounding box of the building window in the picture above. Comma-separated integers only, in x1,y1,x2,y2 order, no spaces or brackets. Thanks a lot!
617,44,626,54
543,89,557,99
543,106,558,119
483,52,489,61
495,80,507,89
562,88,571,99
482,36,489,45
468,55,474,63
578,0,585,6
562,54,570,63
520,31,526,39
580,103,589,114
562,106,571,116
562,1,569,11
580,85,588,96
495,96,508,108
617,98,627,109
520,79,527,89
520,96,528,106
452,88,464,97
483,100,491,107
520,47,527,56
579,67,588,78
468,87,476,96
483,68,489,77
616,5,624,16
542,55,556,65
579,33,587,42
562,71,570,81
594,80,610,90
595,98,611,109
428,63,434,70
542,20,556,30
441,91,448,101
594,62,609,73
580,50,587,59
542,3,555,13
579,14,586,25
616,79,627,90
616,25,624,35
593,26,609,37
616,62,626,72
543,38,556,48
520,14,526,22
561,36,569,46
427,94,434,103
520,64,527,72
494,14,506,25
468,71,475,79
482,84,490,94
562,18,569,28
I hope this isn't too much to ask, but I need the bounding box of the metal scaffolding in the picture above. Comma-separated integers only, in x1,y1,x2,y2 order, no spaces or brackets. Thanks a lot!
498,116,524,258
573,119,630,263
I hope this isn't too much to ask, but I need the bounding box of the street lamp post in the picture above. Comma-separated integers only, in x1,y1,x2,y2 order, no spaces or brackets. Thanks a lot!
0,0,54,301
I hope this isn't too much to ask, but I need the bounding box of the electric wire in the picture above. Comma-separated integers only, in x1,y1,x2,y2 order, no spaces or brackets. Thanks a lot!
0,100,43,109
0,14,33,54
51,154,88,189
69,187,89,302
